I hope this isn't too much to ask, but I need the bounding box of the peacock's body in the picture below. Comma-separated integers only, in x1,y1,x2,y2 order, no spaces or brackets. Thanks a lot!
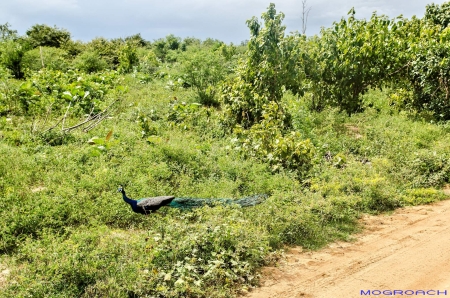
118,186,267,214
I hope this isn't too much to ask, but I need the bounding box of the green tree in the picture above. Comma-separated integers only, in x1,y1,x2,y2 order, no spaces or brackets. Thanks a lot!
221,3,304,128
424,2,450,28
309,10,405,114
403,24,450,119
124,33,149,47
152,34,182,61
26,24,71,48
0,23,18,41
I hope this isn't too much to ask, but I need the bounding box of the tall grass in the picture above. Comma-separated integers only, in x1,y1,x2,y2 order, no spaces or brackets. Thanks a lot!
0,76,449,297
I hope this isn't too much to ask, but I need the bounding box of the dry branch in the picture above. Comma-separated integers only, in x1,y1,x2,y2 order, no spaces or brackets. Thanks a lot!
42,97,120,134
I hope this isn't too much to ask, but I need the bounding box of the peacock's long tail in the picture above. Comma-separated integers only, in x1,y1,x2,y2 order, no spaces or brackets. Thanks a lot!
168,194,268,210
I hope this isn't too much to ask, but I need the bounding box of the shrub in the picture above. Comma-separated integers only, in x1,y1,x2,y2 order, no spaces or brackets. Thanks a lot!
0,39,28,78
404,26,450,120
118,42,139,73
136,48,159,74
85,37,120,68
179,50,227,106
73,50,108,73
21,46,70,73
3,69,123,115
232,102,315,175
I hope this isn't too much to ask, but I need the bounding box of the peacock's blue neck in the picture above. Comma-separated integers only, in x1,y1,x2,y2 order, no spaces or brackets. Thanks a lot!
121,190,137,207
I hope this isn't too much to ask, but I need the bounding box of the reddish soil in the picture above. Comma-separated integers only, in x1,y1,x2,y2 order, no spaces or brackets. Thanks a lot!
245,199,450,298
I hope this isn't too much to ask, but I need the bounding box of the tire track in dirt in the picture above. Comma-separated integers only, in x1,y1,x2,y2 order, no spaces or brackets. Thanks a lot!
245,199,450,298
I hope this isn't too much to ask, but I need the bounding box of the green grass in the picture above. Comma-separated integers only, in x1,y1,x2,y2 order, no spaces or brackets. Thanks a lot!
0,75,449,297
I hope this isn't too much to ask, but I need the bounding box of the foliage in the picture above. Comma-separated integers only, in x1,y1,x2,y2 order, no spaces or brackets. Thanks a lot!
124,33,150,47
0,23,18,41
25,24,71,48
221,3,304,128
87,130,119,156
309,10,402,114
0,69,122,115
85,37,121,68
61,39,86,57
136,48,159,74
179,50,227,106
118,42,139,73
73,50,109,73
424,2,450,28
167,101,207,128
232,101,315,175
21,46,70,73
153,34,182,61
0,66,16,114
219,43,238,61
0,39,28,78
403,25,450,120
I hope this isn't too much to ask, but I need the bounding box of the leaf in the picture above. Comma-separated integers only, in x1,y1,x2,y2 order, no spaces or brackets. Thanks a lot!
88,148,101,157
105,130,113,142
87,137,104,145
62,91,73,100
147,136,162,145
82,91,90,100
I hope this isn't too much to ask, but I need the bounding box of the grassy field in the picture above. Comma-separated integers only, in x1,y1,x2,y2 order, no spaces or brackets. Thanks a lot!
1,3,450,295
0,73,449,297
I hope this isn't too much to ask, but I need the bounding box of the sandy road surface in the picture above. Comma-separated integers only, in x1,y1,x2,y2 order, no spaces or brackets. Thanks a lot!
245,199,450,298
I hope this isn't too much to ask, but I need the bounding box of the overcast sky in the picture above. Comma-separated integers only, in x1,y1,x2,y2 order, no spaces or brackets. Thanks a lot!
0,0,447,43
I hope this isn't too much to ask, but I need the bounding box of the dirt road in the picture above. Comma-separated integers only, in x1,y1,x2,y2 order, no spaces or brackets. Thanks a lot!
246,199,450,298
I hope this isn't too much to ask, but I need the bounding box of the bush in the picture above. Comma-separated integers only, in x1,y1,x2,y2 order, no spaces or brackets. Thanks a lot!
85,37,120,68
153,34,182,61
21,46,70,73
2,69,123,115
0,39,28,78
404,26,450,120
179,49,227,106
118,42,139,73
233,102,315,175
136,48,159,74
73,50,109,73
0,66,18,114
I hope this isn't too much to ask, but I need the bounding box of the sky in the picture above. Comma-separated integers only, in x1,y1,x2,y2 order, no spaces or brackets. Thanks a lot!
0,0,447,44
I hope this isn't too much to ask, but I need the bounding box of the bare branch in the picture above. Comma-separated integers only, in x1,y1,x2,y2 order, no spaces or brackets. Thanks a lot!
43,97,120,133
301,0,312,35
61,101,72,130
39,46,45,68
62,97,120,133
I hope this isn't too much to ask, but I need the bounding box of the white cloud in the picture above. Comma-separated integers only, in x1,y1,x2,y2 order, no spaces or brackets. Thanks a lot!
7,0,79,14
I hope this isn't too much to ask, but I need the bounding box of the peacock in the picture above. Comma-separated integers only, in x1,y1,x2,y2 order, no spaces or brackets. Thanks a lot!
117,185,267,214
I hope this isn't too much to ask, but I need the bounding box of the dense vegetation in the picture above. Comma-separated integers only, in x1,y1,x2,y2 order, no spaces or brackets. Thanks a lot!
1,2,450,297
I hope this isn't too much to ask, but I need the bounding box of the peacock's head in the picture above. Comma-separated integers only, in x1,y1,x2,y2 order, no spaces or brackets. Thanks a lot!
117,185,124,193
